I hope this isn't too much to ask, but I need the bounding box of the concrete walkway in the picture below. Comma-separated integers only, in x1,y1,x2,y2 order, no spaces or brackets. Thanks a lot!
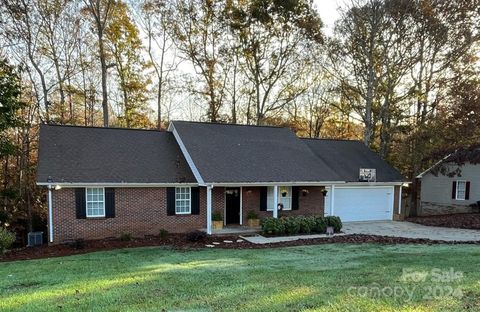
343,221,480,242
240,221,480,244
240,233,345,244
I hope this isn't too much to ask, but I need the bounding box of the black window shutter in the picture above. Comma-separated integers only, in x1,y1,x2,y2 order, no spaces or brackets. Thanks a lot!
260,187,267,211
191,187,200,215
292,186,299,210
75,188,86,219
452,181,457,199
466,182,470,200
167,187,176,215
105,188,115,218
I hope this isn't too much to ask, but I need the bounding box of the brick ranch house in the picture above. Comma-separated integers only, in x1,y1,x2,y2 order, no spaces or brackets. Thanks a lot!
37,121,405,244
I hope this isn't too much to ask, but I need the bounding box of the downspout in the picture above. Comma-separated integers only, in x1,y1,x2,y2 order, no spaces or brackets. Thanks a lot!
47,184,53,243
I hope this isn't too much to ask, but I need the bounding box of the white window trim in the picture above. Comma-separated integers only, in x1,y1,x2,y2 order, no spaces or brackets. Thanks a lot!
455,180,467,201
175,186,192,215
85,187,106,218
267,186,292,211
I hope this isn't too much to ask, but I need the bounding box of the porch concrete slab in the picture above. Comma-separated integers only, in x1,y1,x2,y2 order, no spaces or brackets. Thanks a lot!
240,233,345,244
343,221,480,242
202,227,261,235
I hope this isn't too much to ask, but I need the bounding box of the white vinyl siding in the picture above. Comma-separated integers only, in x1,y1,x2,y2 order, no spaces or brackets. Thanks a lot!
456,181,466,200
175,187,191,214
267,186,292,211
86,188,105,217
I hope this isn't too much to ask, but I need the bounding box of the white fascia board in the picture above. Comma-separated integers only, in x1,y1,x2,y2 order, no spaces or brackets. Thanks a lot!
337,182,405,187
210,181,345,187
416,154,452,178
36,182,199,188
169,122,206,185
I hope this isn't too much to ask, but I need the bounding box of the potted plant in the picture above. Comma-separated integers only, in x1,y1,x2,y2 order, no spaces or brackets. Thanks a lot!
212,211,223,230
247,210,260,228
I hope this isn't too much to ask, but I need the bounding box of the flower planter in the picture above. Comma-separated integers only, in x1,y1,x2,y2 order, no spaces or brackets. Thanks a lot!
247,218,260,228
212,220,223,230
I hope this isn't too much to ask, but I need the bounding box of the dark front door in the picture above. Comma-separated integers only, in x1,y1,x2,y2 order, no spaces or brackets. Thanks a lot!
225,188,241,224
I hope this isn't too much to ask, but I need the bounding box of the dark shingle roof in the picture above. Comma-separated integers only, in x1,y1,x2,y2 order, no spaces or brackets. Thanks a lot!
303,138,404,182
37,124,196,184
171,121,342,183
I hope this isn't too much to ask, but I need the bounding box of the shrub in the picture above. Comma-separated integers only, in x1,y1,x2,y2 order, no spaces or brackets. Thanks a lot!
0,227,15,254
247,210,258,220
298,216,316,234
159,229,169,240
186,230,207,242
283,217,300,235
120,233,133,242
212,211,223,221
261,218,285,235
313,216,327,234
325,216,342,233
261,215,343,236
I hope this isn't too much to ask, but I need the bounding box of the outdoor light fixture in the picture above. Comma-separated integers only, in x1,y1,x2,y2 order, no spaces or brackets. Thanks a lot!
321,188,328,197
54,185,62,190
301,189,309,196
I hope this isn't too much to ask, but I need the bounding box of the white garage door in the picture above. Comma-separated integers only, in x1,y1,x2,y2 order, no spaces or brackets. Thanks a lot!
325,187,394,222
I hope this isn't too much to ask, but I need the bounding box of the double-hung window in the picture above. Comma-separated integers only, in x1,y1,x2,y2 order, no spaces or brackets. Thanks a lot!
86,187,105,217
267,186,292,211
175,187,191,214
456,181,467,200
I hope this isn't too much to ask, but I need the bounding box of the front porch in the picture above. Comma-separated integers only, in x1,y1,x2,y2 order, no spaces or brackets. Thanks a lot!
201,225,261,235
204,185,327,234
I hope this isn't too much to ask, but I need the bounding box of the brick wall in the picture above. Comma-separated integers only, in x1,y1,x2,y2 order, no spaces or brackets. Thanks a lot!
52,186,324,243
241,186,325,224
52,187,211,243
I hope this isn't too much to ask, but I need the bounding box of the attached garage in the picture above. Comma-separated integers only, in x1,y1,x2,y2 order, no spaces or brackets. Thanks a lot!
324,186,395,222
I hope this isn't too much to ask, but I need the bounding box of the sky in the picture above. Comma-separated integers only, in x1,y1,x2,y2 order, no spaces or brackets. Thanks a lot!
313,0,342,35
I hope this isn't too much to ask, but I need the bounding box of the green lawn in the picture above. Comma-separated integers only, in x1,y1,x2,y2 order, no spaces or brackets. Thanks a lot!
1,244,480,311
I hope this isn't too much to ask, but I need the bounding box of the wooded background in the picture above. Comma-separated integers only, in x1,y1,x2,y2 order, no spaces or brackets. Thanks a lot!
1,0,479,241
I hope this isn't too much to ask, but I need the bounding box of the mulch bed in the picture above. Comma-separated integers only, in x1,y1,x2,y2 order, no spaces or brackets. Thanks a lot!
2,232,479,263
407,213,480,230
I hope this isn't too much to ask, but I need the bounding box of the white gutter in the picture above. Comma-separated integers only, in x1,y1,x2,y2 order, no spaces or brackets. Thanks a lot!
168,122,206,186
208,181,345,187
37,182,199,188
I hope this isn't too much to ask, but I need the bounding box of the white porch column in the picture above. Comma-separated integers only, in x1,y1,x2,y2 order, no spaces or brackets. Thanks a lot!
206,185,213,234
48,185,54,243
330,185,335,216
273,185,278,218
398,186,403,214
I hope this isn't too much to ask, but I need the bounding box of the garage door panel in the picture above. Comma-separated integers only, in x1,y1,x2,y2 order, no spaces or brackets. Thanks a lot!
333,187,393,222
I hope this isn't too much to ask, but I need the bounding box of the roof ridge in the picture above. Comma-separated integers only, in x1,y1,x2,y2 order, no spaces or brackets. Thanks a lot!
301,137,363,143
172,120,286,129
41,123,167,133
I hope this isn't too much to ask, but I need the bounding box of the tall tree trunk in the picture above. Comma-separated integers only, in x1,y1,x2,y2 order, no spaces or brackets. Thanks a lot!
98,28,109,127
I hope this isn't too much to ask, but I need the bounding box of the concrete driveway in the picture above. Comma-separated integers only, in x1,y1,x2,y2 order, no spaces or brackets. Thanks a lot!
343,221,480,242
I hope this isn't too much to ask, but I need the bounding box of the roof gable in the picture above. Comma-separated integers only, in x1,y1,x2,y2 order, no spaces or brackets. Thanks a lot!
171,121,342,183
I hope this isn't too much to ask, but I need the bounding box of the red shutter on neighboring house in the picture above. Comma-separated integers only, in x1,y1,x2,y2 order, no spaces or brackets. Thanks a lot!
466,182,470,200
452,181,457,199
